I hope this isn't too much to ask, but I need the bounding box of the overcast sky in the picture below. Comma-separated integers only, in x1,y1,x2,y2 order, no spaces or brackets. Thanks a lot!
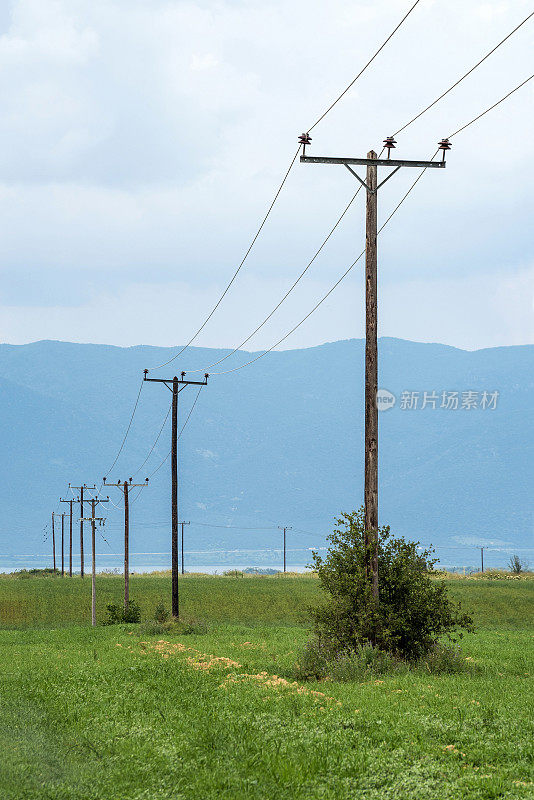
0,0,532,357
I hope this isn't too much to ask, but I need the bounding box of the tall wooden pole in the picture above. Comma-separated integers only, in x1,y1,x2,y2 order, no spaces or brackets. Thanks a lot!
61,514,64,577
91,499,96,627
364,150,379,601
171,377,179,618
124,481,130,610
80,486,85,578
283,527,286,574
69,500,73,577
181,521,185,576
52,512,56,573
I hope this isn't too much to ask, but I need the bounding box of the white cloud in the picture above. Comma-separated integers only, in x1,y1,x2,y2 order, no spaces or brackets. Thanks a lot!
0,0,532,349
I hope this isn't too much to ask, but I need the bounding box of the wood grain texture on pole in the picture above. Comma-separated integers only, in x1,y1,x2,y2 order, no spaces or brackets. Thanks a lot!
124,481,129,610
364,150,379,601
171,377,179,618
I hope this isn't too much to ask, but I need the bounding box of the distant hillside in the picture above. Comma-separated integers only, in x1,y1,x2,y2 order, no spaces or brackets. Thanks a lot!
0,338,532,569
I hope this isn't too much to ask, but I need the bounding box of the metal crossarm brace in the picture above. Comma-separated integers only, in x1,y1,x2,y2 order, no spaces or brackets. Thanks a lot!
300,155,444,168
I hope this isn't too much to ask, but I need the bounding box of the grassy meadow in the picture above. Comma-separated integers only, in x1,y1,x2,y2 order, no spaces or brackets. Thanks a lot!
0,572,533,799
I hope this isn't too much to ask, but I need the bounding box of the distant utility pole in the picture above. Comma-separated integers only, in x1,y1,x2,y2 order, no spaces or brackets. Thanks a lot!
51,512,56,573
80,495,109,626
278,526,292,573
180,521,190,575
59,498,76,576
143,370,208,618
299,133,450,599
103,478,149,610
60,513,65,577
480,547,484,573
68,484,96,578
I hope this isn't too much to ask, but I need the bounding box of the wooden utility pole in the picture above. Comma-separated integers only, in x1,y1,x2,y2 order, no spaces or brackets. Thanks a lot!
51,512,56,573
60,497,79,576
68,484,96,578
143,370,208,618
278,526,292,573
60,513,65,577
104,478,148,609
69,501,73,577
480,547,484,573
299,134,450,601
365,151,379,599
171,376,179,616
80,495,109,626
180,521,190,575
80,486,85,578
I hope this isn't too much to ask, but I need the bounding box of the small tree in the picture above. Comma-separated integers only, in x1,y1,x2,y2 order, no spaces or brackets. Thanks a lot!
309,509,473,660
508,555,529,575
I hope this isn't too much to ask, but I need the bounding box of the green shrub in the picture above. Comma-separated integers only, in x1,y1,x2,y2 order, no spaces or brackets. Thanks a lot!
508,555,529,575
153,600,170,623
295,638,402,681
104,600,141,625
295,638,472,681
308,508,473,660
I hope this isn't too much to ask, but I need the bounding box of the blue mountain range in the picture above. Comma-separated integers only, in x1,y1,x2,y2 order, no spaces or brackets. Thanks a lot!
0,338,532,570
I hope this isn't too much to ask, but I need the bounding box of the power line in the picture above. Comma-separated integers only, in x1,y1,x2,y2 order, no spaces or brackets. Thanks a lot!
131,400,172,478
189,522,279,530
102,377,144,478
186,186,364,373
447,72,534,139
147,2,423,371
148,148,300,370
308,0,422,132
184,19,533,377
393,10,534,136
147,385,204,479
207,71,532,377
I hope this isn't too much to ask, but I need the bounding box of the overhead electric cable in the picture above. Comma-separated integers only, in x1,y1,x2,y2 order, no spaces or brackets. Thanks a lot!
307,0,422,132
447,72,534,138
148,1,423,371
131,400,172,478
186,187,364,372
185,19,534,376
190,522,279,530
392,10,534,136
148,149,300,370
147,385,204,478
209,72,530,376
102,377,144,478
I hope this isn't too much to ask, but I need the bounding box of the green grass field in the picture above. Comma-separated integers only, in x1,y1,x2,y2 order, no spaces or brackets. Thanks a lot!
0,573,533,799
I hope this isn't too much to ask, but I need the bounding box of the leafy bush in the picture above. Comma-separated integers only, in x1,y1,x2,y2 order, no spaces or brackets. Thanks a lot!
104,600,141,625
508,555,529,575
308,508,473,660
153,600,170,623
295,638,472,681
